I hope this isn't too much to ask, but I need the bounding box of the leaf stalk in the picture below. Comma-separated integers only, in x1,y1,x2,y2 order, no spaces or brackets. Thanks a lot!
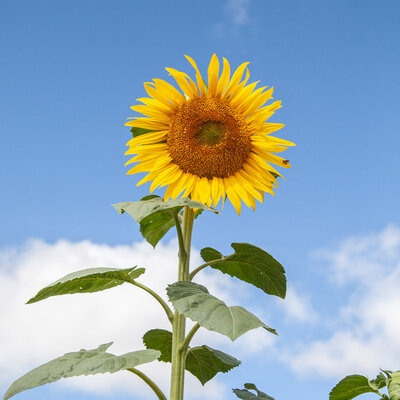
127,368,168,400
189,258,227,281
179,323,200,353
128,280,174,324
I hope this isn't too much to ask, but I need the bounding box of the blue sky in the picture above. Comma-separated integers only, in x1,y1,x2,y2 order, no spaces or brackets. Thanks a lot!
1,1,400,400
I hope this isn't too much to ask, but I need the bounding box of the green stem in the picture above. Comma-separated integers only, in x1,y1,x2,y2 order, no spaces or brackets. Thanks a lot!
170,206,194,400
180,323,200,352
128,280,174,324
128,368,168,400
188,258,226,281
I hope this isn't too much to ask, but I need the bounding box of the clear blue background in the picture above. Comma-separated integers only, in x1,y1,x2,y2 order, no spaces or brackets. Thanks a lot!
1,1,399,399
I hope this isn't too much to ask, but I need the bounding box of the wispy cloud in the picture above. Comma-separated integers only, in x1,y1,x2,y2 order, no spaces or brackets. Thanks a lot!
281,224,400,378
225,0,251,27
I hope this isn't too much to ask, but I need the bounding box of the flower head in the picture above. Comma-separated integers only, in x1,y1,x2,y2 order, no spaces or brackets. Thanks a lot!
125,55,294,214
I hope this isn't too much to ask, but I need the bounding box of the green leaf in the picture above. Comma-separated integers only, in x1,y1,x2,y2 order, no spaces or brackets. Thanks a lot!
142,329,240,385
200,247,223,262
201,243,286,299
186,345,240,385
233,383,275,399
388,371,400,400
167,282,276,340
3,343,160,400
27,267,145,304
113,197,218,223
143,329,172,363
330,375,381,400
131,127,155,138
139,209,178,247
369,372,387,391
112,197,218,247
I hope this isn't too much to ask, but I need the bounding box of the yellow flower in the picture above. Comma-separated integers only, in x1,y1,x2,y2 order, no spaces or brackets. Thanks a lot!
125,54,294,215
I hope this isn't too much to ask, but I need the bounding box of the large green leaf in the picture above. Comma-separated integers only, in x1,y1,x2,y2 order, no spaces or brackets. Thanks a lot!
200,243,286,299
112,197,218,247
388,371,400,400
3,343,160,400
233,383,275,399
142,329,240,384
27,267,145,304
167,282,276,340
329,375,381,400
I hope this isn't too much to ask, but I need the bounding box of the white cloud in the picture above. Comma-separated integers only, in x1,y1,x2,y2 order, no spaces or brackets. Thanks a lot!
225,0,250,26
0,238,284,399
282,224,400,379
0,239,233,399
275,287,318,323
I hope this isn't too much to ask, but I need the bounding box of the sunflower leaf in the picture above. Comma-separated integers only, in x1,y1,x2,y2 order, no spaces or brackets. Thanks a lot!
187,345,241,385
143,329,172,363
3,343,160,400
142,329,241,384
112,198,218,247
27,267,145,304
166,281,276,340
200,247,223,262
329,375,382,400
131,127,155,138
388,371,400,400
233,383,275,399
200,243,286,299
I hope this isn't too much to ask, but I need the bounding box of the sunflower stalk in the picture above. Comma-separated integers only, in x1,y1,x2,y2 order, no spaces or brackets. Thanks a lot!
170,206,195,400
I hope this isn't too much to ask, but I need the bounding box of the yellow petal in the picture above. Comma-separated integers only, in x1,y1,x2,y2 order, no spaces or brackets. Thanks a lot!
207,54,220,97
184,55,207,96
216,57,231,97
165,68,198,98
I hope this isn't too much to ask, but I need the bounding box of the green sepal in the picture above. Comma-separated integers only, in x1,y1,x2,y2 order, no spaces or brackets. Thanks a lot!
329,375,382,400
233,383,275,399
112,197,218,247
3,343,160,400
167,281,276,340
27,266,145,304
200,243,286,298
131,127,155,138
142,329,241,385
388,371,400,400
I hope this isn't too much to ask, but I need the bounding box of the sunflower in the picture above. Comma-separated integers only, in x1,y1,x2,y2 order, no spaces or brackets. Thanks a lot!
125,54,294,214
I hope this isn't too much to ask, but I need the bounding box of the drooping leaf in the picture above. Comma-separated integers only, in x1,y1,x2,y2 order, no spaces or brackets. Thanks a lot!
131,127,155,138
167,282,276,340
3,343,160,400
329,375,381,400
186,345,240,385
199,243,286,299
388,371,400,400
143,329,172,363
27,267,145,304
112,197,218,224
139,209,178,247
233,383,275,399
112,197,218,247
142,329,240,384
